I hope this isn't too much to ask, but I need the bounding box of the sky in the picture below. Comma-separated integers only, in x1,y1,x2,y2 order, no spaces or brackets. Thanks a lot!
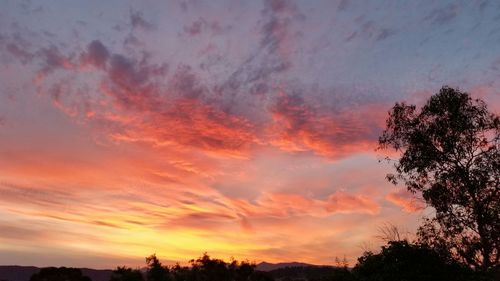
1,0,500,269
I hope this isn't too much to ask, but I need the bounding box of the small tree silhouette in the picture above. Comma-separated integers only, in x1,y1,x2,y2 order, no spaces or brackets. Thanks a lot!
146,254,170,281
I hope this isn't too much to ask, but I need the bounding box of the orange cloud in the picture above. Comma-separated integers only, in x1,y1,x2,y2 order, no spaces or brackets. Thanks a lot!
114,97,259,158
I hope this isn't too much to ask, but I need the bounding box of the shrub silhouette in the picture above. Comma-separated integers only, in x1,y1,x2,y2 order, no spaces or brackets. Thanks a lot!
110,266,144,281
353,240,478,281
267,266,355,281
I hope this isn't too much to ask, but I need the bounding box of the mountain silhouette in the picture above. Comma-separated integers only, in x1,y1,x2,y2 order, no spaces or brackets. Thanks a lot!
256,262,327,271
0,266,112,281
0,263,332,281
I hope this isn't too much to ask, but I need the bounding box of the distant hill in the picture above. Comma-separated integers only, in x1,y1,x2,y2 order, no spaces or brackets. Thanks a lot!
256,262,317,271
1,263,340,281
0,266,112,281
264,265,345,281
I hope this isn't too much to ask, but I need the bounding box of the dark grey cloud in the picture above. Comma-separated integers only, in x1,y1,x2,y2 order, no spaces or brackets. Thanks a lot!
5,42,33,63
80,40,109,69
170,65,206,99
109,54,147,88
36,45,74,77
123,33,143,47
337,0,350,11
130,10,155,30
345,16,398,43
184,19,203,35
182,18,224,36
425,3,460,25
105,53,168,110
0,31,36,64
491,58,500,71
213,0,303,102
376,28,397,41
260,0,304,55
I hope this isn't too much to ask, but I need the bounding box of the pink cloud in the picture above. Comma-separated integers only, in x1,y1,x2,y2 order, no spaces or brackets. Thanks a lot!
386,189,425,213
231,191,380,219
269,92,385,158
325,191,380,215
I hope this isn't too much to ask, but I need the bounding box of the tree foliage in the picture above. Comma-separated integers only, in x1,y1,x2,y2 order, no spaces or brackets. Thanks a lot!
378,86,499,271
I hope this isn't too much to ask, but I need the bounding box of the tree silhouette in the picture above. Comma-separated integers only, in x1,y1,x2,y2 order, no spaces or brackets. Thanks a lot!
30,267,91,281
110,266,144,281
146,254,170,281
227,259,255,281
378,86,499,271
189,253,231,281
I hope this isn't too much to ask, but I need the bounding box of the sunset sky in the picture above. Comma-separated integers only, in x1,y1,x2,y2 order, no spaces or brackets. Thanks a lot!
1,0,500,269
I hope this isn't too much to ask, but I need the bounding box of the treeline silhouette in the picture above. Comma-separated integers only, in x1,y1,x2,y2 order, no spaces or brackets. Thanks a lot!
139,253,273,281
25,248,494,281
